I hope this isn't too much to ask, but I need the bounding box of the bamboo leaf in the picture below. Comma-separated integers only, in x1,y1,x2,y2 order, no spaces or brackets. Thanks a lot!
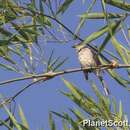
69,108,84,121
3,56,16,65
61,80,102,117
63,113,80,130
3,105,22,130
27,0,36,12
99,56,130,89
104,0,130,12
39,0,44,13
82,20,121,45
99,20,121,53
79,12,124,19
112,97,117,114
50,56,61,68
119,101,123,119
18,105,29,129
47,50,54,71
128,28,130,38
51,111,67,120
92,82,110,117
0,63,18,72
49,113,56,130
0,40,9,46
36,15,52,27
0,27,12,37
56,0,74,14
18,124,30,130
74,0,96,36
103,49,119,60
62,119,69,130
11,22,30,41
108,69,129,88
53,57,68,71
83,25,108,45
52,111,79,129
62,78,81,100
111,36,128,64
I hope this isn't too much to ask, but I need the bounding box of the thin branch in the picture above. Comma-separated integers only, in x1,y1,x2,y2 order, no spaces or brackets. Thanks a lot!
0,63,130,107
0,63,130,86
0,77,49,108
13,5,112,63
11,77,49,100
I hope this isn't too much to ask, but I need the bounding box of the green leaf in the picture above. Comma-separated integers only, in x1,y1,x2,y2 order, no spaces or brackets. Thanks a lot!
39,0,44,13
3,56,16,65
104,0,130,12
18,123,30,130
0,27,12,37
11,22,30,41
74,0,96,36
62,78,81,100
119,101,123,119
62,80,102,117
36,15,52,27
49,113,56,130
4,9,17,23
27,0,37,12
0,40,10,46
91,82,110,118
56,0,74,14
79,13,124,19
99,55,130,89
111,36,128,64
69,108,84,121
99,20,121,53
47,50,54,71
128,28,130,38
101,0,106,14
103,49,119,60
3,105,22,130
112,97,117,114
53,57,68,71
18,105,29,129
52,111,80,129
49,56,61,69
62,119,69,130
0,63,18,72
82,20,121,45
63,113,80,130
51,111,67,120
108,69,129,88
0,117,12,129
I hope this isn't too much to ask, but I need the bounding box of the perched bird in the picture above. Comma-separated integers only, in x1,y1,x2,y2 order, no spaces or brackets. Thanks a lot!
72,44,100,80
72,43,109,96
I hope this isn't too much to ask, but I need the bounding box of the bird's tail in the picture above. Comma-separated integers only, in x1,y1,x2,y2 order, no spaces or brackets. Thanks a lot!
83,70,88,80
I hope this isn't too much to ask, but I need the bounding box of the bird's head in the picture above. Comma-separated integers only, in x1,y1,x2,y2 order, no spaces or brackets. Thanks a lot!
72,44,85,51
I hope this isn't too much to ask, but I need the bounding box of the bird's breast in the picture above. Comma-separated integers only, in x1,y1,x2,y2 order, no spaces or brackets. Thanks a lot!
78,48,96,66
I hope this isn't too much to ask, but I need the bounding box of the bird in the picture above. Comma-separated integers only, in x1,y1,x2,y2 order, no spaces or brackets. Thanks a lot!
72,44,100,80
72,43,109,96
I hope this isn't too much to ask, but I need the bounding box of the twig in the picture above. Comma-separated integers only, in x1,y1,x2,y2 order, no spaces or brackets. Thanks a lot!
0,63,130,86
12,5,112,63
0,77,49,107
0,63,130,107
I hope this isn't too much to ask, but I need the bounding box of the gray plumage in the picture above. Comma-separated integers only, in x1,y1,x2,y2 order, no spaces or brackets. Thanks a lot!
73,44,100,80
73,44,109,96
78,47,100,79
